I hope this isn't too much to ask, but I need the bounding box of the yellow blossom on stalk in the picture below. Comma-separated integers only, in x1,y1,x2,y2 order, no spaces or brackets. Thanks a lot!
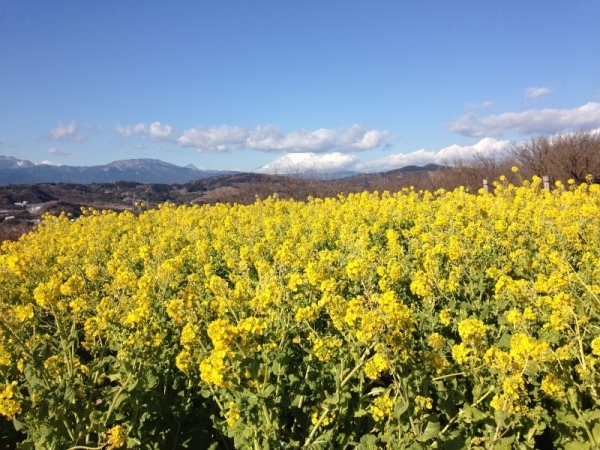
439,309,452,326
506,309,523,327
106,424,127,449
364,353,389,380
484,347,513,372
295,303,319,322
427,333,445,351
166,299,186,325
523,307,536,321
510,333,550,365
541,374,565,397
200,350,231,387
458,318,487,345
225,401,241,427
370,394,394,422
414,395,433,413
310,407,335,426
344,298,363,326
180,323,200,346
0,345,10,366
312,337,342,363
452,343,470,364
424,351,449,374
13,304,34,322
287,273,303,291
0,382,21,419
175,349,192,374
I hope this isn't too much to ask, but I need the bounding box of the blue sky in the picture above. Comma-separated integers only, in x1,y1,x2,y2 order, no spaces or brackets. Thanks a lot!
1,1,599,174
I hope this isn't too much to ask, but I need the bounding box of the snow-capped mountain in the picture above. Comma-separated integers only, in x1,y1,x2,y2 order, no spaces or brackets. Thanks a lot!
0,157,235,185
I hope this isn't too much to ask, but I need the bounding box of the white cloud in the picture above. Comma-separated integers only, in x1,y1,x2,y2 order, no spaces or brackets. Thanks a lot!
257,137,510,174
178,125,249,152
116,123,146,138
257,152,359,174
148,122,173,139
525,87,552,101
448,102,600,137
116,121,173,140
38,160,62,166
337,125,389,151
48,147,71,156
356,138,508,171
50,122,85,142
177,124,389,153
247,126,337,153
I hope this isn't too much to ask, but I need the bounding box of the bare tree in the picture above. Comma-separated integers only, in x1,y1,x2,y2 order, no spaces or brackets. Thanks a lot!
509,129,600,183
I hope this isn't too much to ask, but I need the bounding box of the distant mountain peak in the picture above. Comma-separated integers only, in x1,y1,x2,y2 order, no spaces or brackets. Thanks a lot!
0,156,237,185
0,155,36,169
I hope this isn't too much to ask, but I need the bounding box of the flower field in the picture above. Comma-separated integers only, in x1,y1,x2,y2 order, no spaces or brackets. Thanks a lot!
1,175,600,449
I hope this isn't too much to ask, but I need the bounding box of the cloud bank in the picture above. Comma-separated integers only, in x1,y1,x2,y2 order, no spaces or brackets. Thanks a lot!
178,124,389,153
257,137,509,174
117,123,389,153
116,121,173,140
449,102,600,137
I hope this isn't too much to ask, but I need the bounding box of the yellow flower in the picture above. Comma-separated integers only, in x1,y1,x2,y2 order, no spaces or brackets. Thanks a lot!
13,304,34,322
427,333,445,351
106,424,127,449
0,382,21,419
414,395,433,413
225,401,241,427
452,343,470,364
541,374,565,398
363,353,389,380
370,394,394,422
458,318,487,345
439,309,452,326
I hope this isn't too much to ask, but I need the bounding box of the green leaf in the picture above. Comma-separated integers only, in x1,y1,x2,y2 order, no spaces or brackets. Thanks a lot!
145,371,158,389
368,387,386,396
394,401,409,418
564,441,591,450
324,393,339,405
291,394,303,407
259,384,276,398
418,420,440,442
354,409,369,418
462,404,487,423
593,423,600,444
272,361,284,376
557,412,583,429
357,434,377,449
585,409,600,423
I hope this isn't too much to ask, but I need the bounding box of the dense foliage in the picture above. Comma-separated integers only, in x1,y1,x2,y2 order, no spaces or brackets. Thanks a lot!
1,173,600,449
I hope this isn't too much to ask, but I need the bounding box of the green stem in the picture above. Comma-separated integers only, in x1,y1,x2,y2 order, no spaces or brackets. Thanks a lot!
440,386,495,436
104,374,132,426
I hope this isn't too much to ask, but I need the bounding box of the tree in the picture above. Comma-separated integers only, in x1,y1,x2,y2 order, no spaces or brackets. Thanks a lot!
509,129,600,182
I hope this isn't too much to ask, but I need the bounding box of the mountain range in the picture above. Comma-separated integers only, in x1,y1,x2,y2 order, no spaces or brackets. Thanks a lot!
0,156,447,186
0,156,238,185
